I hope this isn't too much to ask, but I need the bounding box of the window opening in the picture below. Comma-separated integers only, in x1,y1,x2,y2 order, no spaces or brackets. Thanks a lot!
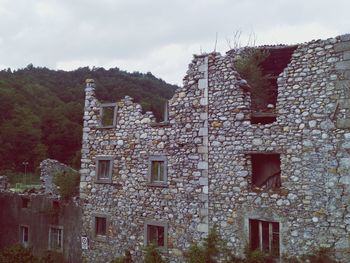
95,217,107,236
100,103,117,127
20,225,29,248
21,197,30,208
236,46,297,124
96,157,113,183
147,225,165,247
249,219,279,257
251,153,281,189
151,161,165,183
148,156,167,185
49,227,63,251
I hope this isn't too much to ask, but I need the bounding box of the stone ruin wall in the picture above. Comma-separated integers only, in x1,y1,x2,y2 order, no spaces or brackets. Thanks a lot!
40,158,77,195
208,35,350,259
80,56,211,262
80,34,350,262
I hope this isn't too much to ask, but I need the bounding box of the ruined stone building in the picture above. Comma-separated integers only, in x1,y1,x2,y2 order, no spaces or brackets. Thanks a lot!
80,34,350,262
0,159,82,262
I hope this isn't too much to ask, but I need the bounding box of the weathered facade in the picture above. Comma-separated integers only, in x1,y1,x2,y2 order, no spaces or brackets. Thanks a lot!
80,34,350,262
0,159,82,263
0,192,82,262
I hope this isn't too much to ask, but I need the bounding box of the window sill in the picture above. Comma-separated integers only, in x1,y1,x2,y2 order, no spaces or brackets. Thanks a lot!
95,179,113,184
147,182,168,188
94,235,108,242
150,121,171,128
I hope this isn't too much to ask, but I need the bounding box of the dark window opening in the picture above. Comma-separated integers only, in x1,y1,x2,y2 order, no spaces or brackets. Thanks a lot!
100,104,117,128
258,46,297,110
95,217,107,236
237,46,297,124
52,200,60,210
250,219,280,257
21,197,30,208
251,153,281,189
147,225,165,247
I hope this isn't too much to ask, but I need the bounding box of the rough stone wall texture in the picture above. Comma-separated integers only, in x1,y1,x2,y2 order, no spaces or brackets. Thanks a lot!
0,192,82,262
80,35,350,262
40,159,77,195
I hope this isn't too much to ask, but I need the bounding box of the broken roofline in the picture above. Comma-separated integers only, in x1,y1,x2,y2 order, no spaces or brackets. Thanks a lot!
85,33,350,121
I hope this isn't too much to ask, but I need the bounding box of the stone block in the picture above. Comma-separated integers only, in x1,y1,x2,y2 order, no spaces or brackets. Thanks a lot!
334,41,350,52
199,194,208,201
200,97,208,106
335,80,349,90
198,127,208,136
198,79,208,89
200,112,208,120
337,119,350,128
198,161,208,170
197,223,209,233
340,34,350,42
335,61,350,70
344,51,350,61
199,208,208,216
338,99,350,109
198,63,207,73
198,146,208,154
199,177,208,186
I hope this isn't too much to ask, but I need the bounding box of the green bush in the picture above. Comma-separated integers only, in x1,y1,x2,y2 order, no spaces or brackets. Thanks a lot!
53,169,80,199
144,243,167,263
283,247,338,263
0,245,38,263
185,227,224,263
111,250,132,263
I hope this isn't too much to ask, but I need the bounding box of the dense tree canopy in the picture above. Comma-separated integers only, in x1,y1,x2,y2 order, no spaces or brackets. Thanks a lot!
0,66,177,172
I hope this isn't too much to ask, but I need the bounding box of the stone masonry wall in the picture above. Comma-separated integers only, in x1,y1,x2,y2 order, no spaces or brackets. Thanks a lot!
80,34,350,262
40,159,77,195
208,35,350,260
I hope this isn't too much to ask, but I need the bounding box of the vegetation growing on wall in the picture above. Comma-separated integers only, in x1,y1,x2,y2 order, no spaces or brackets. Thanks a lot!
234,49,271,111
53,170,80,199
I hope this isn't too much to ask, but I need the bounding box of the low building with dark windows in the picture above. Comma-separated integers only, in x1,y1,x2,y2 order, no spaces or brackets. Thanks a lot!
80,34,350,262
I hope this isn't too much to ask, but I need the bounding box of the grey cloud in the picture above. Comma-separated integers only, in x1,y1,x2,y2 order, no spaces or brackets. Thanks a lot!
0,0,349,84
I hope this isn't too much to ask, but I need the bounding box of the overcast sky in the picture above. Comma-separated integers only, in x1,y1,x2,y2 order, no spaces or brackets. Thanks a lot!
0,0,349,85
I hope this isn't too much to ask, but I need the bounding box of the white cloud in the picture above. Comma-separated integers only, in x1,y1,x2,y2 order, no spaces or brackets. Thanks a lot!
0,0,349,85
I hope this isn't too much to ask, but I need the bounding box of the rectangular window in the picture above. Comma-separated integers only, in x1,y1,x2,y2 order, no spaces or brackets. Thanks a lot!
249,219,279,256
96,157,113,183
49,226,63,252
20,225,29,248
100,103,117,128
148,156,167,186
21,197,30,208
151,161,165,182
251,153,281,189
144,221,167,248
95,216,107,236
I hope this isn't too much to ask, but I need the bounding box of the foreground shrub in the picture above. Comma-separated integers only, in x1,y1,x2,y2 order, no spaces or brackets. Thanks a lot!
144,243,167,263
111,250,133,263
0,245,39,263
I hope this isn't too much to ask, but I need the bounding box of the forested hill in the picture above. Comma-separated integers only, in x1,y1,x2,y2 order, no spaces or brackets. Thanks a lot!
0,65,178,172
